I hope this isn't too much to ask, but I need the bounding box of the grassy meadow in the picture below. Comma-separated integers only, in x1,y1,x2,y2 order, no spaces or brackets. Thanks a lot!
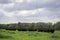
0,30,60,40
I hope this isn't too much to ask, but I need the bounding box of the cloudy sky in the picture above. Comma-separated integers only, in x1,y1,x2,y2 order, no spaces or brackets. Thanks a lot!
0,0,60,24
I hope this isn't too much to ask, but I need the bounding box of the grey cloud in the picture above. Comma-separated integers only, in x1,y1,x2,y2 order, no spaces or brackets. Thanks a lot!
0,0,60,24
4,3,41,12
0,0,13,4
13,15,59,23
13,16,41,23
0,13,8,24
0,13,17,24
25,9,60,19
3,0,60,12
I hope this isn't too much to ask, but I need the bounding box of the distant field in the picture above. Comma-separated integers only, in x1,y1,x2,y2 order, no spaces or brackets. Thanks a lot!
0,30,60,40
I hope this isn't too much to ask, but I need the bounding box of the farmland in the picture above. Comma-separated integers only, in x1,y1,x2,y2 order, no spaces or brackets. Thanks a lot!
0,30,60,40
0,21,60,40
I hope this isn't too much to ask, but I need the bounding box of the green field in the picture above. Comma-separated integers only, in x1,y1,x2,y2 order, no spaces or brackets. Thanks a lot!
0,30,60,40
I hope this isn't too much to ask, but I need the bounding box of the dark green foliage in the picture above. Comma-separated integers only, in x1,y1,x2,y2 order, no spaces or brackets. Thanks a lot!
0,21,60,32
0,33,12,39
52,35,60,38
53,22,60,30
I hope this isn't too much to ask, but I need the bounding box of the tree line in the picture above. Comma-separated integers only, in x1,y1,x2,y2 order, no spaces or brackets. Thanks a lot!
0,21,60,33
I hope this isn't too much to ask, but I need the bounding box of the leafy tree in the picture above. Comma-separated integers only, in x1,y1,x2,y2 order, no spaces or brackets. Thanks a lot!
53,21,60,30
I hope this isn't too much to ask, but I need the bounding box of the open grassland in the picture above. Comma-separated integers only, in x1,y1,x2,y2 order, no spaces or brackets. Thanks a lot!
0,30,60,40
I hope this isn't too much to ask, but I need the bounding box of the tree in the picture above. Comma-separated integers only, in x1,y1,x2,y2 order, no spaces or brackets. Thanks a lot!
53,21,60,30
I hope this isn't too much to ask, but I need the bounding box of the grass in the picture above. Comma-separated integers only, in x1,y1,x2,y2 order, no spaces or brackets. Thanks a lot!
0,30,60,40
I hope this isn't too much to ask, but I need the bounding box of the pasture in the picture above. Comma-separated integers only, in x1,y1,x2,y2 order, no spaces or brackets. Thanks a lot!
0,30,60,40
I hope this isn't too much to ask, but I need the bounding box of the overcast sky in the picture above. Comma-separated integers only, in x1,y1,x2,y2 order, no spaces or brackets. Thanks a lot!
0,0,60,24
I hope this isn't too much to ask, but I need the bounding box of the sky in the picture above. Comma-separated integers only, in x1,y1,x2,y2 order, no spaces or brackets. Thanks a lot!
0,0,60,24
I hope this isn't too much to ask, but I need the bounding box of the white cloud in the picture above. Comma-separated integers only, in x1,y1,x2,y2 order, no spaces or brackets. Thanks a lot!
0,3,14,9
13,8,45,16
0,17,18,24
15,10,36,16
4,12,14,17
15,0,33,3
0,9,14,17
41,0,53,2
0,8,45,17
27,0,32,3
15,0,24,3
14,0,53,3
